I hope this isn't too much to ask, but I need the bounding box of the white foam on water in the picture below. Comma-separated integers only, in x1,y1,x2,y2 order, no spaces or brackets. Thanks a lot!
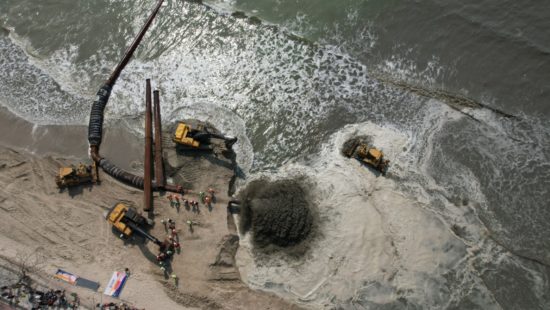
0,34,87,124
0,2,414,170
235,119,503,309
377,53,448,86
2,1,549,307
8,34,96,98
235,101,550,308
201,0,238,14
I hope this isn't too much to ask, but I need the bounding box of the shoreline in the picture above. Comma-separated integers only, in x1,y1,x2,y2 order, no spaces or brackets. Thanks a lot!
0,105,143,171
0,106,303,309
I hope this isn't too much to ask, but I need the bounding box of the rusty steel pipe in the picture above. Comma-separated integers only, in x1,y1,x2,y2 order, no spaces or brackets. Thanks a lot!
143,79,153,211
86,0,183,194
153,90,165,189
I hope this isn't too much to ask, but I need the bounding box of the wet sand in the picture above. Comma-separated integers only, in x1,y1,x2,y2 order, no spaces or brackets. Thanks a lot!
0,107,302,309
0,106,142,170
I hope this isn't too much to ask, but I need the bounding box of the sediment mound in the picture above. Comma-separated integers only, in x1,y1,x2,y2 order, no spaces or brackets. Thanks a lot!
238,178,314,248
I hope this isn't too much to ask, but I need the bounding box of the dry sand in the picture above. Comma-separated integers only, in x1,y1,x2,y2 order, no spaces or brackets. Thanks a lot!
0,109,302,309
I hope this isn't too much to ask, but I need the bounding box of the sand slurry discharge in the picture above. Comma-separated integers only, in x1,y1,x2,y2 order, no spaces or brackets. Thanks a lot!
0,120,302,309
237,178,316,251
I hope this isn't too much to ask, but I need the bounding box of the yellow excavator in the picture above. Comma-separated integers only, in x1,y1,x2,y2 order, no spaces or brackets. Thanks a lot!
343,138,390,175
55,163,98,188
172,121,237,151
173,122,201,148
105,202,162,245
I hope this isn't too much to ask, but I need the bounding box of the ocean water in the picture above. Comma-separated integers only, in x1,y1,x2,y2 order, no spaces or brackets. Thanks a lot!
0,0,549,309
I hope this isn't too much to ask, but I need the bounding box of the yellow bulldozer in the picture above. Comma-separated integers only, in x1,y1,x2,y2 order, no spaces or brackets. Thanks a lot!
55,163,98,188
342,138,390,175
172,121,237,151
105,202,161,245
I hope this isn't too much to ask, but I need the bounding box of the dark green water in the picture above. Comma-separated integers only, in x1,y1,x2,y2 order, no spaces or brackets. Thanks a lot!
0,0,549,309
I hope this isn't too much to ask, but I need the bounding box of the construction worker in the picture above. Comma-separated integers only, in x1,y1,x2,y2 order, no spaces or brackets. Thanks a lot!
174,195,181,208
173,240,181,254
186,220,197,233
163,218,173,229
156,252,166,262
199,191,206,203
168,223,177,238
171,273,178,287
205,196,212,211
167,194,174,207
208,187,216,204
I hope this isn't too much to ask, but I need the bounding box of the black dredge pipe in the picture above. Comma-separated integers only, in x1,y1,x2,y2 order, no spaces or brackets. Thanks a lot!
86,0,185,193
88,84,112,150
98,158,183,193
99,158,146,189
89,0,164,151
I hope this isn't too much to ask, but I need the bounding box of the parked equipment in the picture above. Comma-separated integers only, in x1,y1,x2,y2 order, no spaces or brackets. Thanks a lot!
105,202,161,245
55,163,97,188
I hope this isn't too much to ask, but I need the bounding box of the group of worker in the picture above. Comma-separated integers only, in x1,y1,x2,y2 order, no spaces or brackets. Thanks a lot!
156,218,180,285
158,219,180,258
154,188,216,284
166,188,215,213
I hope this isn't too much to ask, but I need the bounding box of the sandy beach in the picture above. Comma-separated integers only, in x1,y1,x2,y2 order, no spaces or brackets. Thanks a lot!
0,107,301,309
1,0,549,308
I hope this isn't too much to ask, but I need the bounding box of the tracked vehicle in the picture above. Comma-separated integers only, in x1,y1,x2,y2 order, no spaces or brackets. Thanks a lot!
343,138,390,175
172,121,237,151
55,163,98,188
105,202,161,245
